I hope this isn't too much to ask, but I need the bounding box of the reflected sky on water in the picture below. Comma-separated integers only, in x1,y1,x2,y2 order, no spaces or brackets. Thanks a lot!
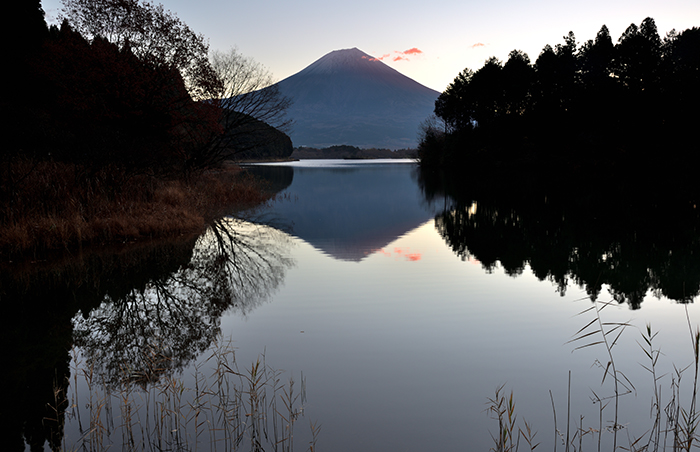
8,159,700,451
220,160,700,452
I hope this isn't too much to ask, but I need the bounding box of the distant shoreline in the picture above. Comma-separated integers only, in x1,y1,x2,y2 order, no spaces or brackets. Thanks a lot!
291,145,417,160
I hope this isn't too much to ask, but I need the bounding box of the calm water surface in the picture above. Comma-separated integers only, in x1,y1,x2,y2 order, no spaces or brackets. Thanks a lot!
8,159,700,451
220,160,700,451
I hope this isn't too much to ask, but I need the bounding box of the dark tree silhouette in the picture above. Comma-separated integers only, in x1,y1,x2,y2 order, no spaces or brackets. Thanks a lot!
4,1,48,159
421,17,700,176
57,2,292,171
614,19,662,94
434,68,475,132
59,0,218,99
579,25,615,90
502,50,534,117
34,20,203,173
183,48,293,170
468,57,504,127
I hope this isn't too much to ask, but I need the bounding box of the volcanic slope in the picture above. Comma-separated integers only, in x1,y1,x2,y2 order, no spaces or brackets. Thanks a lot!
275,48,440,149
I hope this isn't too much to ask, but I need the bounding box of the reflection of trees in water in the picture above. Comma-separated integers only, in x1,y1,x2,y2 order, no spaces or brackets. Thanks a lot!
421,167,700,309
1,233,200,450
1,219,293,449
73,218,294,387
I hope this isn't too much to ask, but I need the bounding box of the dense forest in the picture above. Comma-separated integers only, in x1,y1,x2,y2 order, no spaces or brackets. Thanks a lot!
1,1,292,258
418,18,700,177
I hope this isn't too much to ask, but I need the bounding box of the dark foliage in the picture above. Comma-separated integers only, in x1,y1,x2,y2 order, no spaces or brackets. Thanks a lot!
5,3,223,176
31,21,210,172
421,18,700,175
225,113,294,161
1,0,292,255
58,0,219,100
417,166,700,309
4,0,291,179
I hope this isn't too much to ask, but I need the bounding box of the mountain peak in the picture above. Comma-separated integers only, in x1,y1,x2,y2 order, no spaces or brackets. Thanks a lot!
274,48,440,149
299,47,390,76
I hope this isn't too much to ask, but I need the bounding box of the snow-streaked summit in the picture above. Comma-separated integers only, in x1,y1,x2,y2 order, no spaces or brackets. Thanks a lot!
300,47,376,75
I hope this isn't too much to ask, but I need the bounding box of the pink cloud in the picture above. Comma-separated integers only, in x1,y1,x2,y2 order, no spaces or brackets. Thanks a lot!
471,42,486,48
369,48,424,63
403,47,423,55
366,54,389,61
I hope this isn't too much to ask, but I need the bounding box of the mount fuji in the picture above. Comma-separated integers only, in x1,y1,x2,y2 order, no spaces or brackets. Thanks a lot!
274,48,440,149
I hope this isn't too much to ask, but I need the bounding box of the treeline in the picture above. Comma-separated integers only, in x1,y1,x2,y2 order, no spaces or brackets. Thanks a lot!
1,1,289,257
418,18,700,173
10,23,213,172
7,0,291,174
291,145,416,159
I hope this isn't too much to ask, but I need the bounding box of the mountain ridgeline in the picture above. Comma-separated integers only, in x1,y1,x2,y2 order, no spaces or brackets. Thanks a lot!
274,48,440,150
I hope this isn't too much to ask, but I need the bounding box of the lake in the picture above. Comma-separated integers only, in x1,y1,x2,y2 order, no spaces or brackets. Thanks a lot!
6,159,700,451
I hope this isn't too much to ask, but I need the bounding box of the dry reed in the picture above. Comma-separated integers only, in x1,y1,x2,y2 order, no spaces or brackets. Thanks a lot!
56,338,318,451
489,301,700,452
0,158,271,259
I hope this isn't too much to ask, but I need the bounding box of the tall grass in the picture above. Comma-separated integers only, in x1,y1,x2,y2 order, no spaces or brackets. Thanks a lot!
0,158,270,258
488,302,700,452
55,338,319,451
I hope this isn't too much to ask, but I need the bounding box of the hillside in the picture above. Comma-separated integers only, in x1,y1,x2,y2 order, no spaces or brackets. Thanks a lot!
275,48,439,149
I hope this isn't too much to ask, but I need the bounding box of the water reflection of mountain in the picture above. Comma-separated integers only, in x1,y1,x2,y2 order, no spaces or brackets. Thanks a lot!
417,167,700,309
0,219,293,450
247,161,437,262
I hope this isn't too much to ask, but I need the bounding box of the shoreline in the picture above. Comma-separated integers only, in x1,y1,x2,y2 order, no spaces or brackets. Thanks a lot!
0,161,271,263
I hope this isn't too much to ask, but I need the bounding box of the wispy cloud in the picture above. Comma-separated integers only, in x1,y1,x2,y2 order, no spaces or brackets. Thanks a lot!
362,53,390,62
403,47,423,55
367,48,424,62
471,42,487,48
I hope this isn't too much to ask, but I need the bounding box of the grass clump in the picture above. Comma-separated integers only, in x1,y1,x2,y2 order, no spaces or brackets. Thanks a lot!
0,158,270,259
490,301,700,452
487,384,539,452
53,338,319,451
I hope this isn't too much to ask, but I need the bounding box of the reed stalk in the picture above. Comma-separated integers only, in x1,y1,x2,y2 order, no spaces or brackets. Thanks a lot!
55,338,316,451
492,298,700,452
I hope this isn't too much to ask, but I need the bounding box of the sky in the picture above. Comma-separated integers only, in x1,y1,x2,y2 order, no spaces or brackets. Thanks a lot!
41,0,700,92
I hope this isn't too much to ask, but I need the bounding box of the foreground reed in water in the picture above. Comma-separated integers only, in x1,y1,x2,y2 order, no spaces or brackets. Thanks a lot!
488,301,700,452
52,338,319,451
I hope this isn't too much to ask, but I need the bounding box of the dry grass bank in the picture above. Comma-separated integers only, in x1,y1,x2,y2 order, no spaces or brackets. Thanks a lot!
0,159,269,259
